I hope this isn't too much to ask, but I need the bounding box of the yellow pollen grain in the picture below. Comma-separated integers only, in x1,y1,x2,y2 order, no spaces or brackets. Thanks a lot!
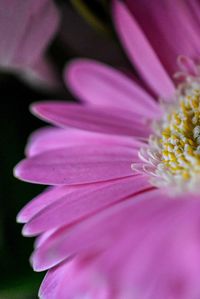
182,171,190,180
188,139,195,146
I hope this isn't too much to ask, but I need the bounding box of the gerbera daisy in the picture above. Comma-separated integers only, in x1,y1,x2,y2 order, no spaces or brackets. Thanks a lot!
14,1,200,298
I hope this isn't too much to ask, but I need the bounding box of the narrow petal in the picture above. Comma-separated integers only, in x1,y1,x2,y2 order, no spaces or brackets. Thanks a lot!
66,59,161,117
39,195,200,298
22,175,151,236
113,1,175,99
126,0,200,75
18,173,148,225
31,188,159,271
177,55,198,76
39,262,69,299
17,186,74,223
26,127,146,157
31,102,152,137
35,230,57,249
14,146,137,185
39,260,109,299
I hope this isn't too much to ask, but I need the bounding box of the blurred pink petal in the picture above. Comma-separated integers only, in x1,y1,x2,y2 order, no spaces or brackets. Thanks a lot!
30,189,166,271
17,186,74,224
39,259,110,299
26,127,144,157
31,102,152,137
0,0,60,88
21,175,150,236
113,1,175,98
40,193,200,299
66,59,161,116
125,0,200,76
18,174,148,225
22,56,60,90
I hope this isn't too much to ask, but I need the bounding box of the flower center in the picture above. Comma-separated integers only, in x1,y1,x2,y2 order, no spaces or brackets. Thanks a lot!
160,89,200,180
134,83,200,194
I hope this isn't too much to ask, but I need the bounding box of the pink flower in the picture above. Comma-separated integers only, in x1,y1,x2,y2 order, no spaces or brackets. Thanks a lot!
0,0,60,88
14,1,200,298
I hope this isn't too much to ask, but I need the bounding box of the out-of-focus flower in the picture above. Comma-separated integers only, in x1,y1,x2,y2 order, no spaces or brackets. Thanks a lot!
14,0,200,298
0,0,60,88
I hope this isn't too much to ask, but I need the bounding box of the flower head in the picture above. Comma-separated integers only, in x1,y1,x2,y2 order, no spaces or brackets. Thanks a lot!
14,0,200,298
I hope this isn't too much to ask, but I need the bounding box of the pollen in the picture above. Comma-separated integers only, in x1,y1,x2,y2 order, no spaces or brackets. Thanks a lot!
135,86,200,193
159,89,200,182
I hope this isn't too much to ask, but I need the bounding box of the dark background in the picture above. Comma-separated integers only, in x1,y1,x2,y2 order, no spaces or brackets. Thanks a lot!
0,1,130,298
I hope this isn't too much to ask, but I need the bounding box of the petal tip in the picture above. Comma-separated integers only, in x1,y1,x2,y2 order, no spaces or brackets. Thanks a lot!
64,58,95,89
16,212,26,224
13,163,23,180
29,102,43,117
13,160,31,182
31,253,47,272
22,224,36,237
22,225,30,237
30,256,41,272
29,102,52,125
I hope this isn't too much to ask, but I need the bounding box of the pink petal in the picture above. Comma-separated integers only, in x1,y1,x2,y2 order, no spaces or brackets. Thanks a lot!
18,172,147,224
12,0,59,66
14,146,137,185
17,186,75,223
66,59,161,117
26,127,146,157
31,188,159,271
97,196,200,299
39,260,109,299
177,55,198,76
22,56,61,90
0,0,35,65
113,1,175,99
0,0,59,87
31,102,152,137
39,195,200,298
39,262,71,299
22,175,151,236
126,0,200,75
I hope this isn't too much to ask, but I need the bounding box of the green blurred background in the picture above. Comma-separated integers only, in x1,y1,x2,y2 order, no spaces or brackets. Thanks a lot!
0,0,131,297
